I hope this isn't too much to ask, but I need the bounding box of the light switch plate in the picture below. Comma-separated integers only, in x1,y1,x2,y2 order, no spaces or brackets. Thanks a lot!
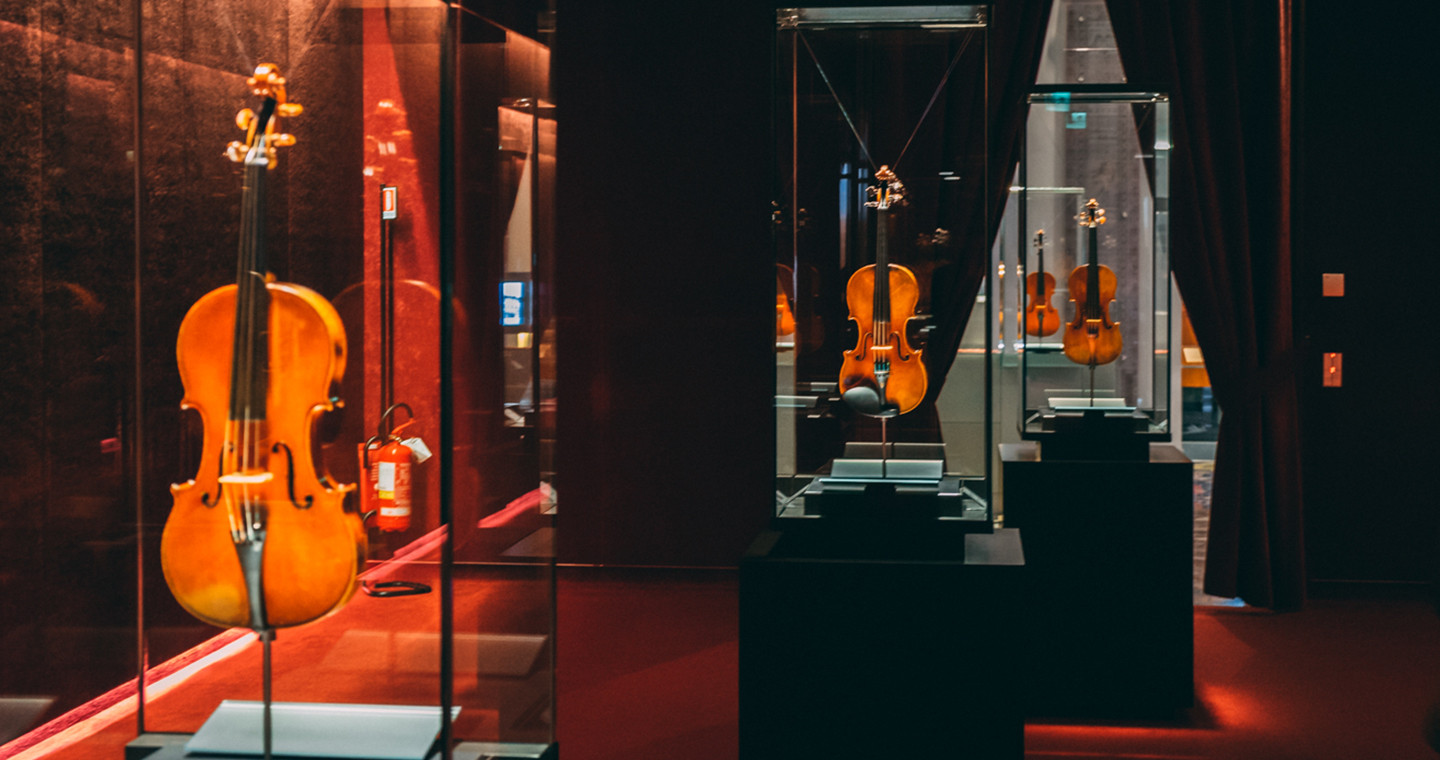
1323,352,1342,387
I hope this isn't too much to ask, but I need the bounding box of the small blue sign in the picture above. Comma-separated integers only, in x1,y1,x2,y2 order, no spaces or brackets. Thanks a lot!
500,280,527,326
1066,112,1088,129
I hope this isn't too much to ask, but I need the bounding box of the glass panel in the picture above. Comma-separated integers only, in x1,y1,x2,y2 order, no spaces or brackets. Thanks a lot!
139,0,447,732
774,5,991,527
0,0,138,732
450,7,556,746
1017,90,1170,439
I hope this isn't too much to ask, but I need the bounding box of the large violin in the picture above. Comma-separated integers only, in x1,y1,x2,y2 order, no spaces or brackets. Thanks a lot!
1024,229,1060,337
162,64,364,632
1061,198,1122,366
839,166,927,416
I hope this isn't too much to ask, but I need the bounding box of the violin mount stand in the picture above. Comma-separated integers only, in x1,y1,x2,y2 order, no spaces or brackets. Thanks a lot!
805,441,955,522
1039,397,1149,461
128,700,465,760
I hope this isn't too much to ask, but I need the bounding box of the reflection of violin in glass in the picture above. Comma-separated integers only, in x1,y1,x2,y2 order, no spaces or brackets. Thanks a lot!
1062,198,1122,366
776,263,796,338
838,166,927,416
162,65,364,633
1024,229,1060,337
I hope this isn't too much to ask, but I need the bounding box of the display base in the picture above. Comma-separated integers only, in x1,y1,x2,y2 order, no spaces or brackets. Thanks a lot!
1025,408,1160,460
127,733,556,760
740,528,1025,758
788,442,992,531
1000,442,1193,716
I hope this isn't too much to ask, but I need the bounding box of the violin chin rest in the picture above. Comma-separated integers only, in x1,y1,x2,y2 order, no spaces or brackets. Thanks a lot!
842,386,899,418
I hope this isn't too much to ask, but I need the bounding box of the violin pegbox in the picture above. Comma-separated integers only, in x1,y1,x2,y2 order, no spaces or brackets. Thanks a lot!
226,63,304,167
1034,229,1045,249
1075,198,1106,228
865,165,906,211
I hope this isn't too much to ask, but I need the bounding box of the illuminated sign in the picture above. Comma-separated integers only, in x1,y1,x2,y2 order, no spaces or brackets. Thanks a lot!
500,280,527,326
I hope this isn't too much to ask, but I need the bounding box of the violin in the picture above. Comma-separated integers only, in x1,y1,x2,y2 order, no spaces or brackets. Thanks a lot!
839,166,927,416
1024,229,1060,337
1061,198,1122,366
162,64,364,632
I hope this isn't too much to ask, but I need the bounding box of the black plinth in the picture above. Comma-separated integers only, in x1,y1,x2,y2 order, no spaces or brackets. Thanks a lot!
1000,442,1193,717
739,528,1025,758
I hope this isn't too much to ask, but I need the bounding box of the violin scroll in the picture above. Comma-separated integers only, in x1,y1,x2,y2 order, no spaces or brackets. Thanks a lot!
226,63,303,166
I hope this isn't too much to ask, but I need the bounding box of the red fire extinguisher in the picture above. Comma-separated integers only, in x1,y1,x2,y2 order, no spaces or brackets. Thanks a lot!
360,419,416,533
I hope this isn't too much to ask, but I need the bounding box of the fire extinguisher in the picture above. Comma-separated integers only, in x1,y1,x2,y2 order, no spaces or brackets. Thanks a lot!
372,430,413,533
359,416,417,533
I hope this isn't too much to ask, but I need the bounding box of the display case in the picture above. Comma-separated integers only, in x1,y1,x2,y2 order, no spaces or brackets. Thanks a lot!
81,2,553,758
1013,86,1170,457
773,5,993,528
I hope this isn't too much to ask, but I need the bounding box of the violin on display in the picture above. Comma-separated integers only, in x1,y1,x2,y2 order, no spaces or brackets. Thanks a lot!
1061,198,1123,366
1024,229,1060,337
838,166,927,416
162,64,364,632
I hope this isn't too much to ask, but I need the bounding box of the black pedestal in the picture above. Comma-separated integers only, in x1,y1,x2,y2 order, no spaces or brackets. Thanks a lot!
739,528,1025,758
1000,442,1193,716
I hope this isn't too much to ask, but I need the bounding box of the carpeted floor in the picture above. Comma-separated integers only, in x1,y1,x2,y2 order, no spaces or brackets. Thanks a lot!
557,568,1440,760
8,565,1440,759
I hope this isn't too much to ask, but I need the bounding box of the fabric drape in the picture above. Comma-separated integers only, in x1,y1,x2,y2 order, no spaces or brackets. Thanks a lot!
1106,0,1305,609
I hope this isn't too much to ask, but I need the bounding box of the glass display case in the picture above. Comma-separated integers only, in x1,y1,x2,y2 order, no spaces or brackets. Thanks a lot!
1013,86,1170,456
773,5,993,528
0,1,553,757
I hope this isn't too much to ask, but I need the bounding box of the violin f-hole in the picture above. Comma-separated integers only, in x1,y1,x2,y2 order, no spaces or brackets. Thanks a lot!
271,441,314,510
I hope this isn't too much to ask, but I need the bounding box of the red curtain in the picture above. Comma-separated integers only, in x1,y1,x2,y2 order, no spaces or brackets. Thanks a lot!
1106,0,1305,609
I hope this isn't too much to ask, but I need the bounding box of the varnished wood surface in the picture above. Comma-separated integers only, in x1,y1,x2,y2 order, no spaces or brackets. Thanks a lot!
1062,263,1123,366
839,263,927,414
164,282,363,629
1025,271,1061,337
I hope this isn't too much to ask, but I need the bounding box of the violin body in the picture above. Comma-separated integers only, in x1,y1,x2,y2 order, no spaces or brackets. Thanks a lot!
1024,271,1060,337
840,262,927,414
163,281,363,629
1061,263,1122,365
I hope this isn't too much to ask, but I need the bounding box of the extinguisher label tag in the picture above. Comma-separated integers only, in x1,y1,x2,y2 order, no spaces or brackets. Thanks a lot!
377,461,396,492
402,437,432,463
380,505,407,517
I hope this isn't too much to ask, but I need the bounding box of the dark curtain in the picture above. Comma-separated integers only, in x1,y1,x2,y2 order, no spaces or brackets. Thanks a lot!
1107,0,1304,609
918,0,1054,411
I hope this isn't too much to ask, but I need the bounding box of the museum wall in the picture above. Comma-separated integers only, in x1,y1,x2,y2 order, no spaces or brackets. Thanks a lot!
553,0,776,565
1294,3,1440,588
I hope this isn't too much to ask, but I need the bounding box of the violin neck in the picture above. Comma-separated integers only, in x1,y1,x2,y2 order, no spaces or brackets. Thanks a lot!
1085,224,1100,315
229,142,271,423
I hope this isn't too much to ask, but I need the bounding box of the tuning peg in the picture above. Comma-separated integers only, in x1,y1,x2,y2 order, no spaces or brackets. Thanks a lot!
225,141,247,163
277,102,303,118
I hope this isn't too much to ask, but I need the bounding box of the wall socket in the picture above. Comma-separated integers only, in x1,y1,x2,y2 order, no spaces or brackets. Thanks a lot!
1323,352,1342,387
1322,273,1345,297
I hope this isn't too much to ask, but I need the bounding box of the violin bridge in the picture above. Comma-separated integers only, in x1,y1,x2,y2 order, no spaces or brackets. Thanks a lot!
219,472,275,485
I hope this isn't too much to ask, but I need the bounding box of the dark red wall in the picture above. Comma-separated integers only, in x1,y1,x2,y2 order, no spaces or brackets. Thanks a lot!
554,0,775,566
